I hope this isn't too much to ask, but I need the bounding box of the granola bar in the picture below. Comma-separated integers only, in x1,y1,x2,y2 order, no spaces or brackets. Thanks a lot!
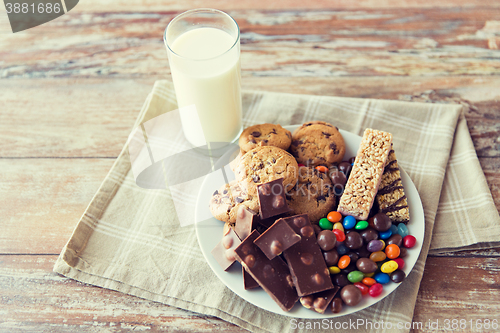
376,147,410,223
337,128,393,220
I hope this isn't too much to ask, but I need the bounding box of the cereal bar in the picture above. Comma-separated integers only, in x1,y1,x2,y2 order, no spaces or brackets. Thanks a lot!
376,147,410,223
337,129,393,220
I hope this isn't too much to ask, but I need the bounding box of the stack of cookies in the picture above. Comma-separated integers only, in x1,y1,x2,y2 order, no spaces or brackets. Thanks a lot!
210,121,347,229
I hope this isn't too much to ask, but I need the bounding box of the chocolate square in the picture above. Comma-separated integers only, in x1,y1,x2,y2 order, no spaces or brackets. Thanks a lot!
254,218,301,260
211,227,241,271
243,266,260,290
234,230,299,312
299,286,339,314
234,206,260,240
282,214,334,296
257,178,291,219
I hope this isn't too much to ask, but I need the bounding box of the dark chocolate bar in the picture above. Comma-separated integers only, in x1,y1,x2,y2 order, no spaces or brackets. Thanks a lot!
211,227,241,271
257,178,291,219
234,230,299,312
254,218,301,260
235,206,260,240
299,286,339,314
282,214,334,296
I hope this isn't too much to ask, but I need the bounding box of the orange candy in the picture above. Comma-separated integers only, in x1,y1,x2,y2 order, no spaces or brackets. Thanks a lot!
385,244,401,259
338,255,351,269
362,277,376,286
315,165,329,173
327,211,342,223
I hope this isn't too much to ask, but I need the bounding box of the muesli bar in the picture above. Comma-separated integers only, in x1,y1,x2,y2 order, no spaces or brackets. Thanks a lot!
376,147,410,223
337,129,393,220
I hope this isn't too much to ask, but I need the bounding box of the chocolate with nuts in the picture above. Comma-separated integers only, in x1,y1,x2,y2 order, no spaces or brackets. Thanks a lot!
211,227,242,271
257,178,292,219
300,286,340,314
234,230,299,312
254,218,301,260
282,214,334,296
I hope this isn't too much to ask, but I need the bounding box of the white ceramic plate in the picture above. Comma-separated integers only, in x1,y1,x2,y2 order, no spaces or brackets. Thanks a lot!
195,126,424,318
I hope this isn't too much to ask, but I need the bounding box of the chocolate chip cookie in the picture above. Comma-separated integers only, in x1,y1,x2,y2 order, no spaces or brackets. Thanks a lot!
239,123,292,153
290,121,345,167
235,146,298,196
209,181,259,224
286,167,336,223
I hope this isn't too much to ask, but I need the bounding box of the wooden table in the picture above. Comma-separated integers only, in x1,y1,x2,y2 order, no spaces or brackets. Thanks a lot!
1,1,499,331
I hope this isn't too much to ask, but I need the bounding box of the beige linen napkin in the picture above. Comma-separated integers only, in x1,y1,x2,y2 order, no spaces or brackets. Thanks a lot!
54,80,500,333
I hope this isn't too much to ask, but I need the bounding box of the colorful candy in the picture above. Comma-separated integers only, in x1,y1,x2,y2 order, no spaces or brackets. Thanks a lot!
333,229,346,242
368,283,383,297
366,239,384,252
338,255,351,269
356,258,378,273
374,272,390,284
369,251,386,262
336,243,349,256
327,211,342,223
379,229,392,240
397,223,409,237
355,220,369,230
390,269,406,283
343,215,357,230
347,270,364,283
393,258,405,270
319,218,333,230
333,222,344,232
354,282,369,295
385,244,400,259
381,260,398,274
315,165,328,173
403,235,416,248
329,266,341,274
362,277,376,286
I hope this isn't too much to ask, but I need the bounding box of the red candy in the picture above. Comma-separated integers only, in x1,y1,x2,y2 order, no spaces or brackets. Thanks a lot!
354,282,369,295
403,235,416,248
298,163,306,168
368,283,383,297
332,229,346,242
393,258,405,270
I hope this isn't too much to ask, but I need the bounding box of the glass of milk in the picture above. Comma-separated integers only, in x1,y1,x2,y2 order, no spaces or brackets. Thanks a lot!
164,9,242,151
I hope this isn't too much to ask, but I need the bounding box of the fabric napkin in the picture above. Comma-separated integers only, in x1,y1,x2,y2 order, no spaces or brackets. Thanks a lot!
54,80,500,333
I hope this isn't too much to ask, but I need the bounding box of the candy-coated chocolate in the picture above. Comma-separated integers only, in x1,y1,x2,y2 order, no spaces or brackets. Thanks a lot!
369,251,387,262
333,222,344,232
397,223,409,237
331,172,347,191
363,272,375,278
347,270,364,283
347,252,359,263
393,258,405,270
319,218,334,230
385,244,400,259
323,249,339,266
368,283,383,297
331,297,343,313
355,220,369,230
333,273,350,287
342,262,357,274
338,161,352,176
317,230,337,251
338,255,351,269
362,277,376,286
370,213,392,232
354,282,369,295
356,258,378,273
336,243,349,256
355,246,371,258
329,266,341,274
399,247,408,258
327,211,342,223
315,165,328,173
381,260,398,274
390,224,398,235
360,227,379,243
380,240,386,250
374,272,390,284
386,234,403,247
343,215,357,230
403,235,417,248
345,231,363,250
379,229,392,240
366,239,384,252
333,229,346,242
340,284,363,306
390,269,406,283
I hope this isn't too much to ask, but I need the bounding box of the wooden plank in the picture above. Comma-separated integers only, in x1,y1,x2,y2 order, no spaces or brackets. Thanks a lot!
1,9,500,79
1,77,500,158
1,255,498,332
0,255,245,332
0,158,114,254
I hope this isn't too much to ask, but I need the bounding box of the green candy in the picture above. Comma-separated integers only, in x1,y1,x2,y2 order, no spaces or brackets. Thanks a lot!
319,218,334,230
355,220,369,230
347,270,364,283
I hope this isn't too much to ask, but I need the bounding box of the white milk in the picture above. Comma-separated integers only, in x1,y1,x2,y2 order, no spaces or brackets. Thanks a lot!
168,27,242,148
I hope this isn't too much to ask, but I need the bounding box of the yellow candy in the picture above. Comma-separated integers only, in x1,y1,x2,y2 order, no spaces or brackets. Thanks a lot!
364,272,375,277
381,260,398,274
380,240,386,251
329,266,341,274
333,222,344,233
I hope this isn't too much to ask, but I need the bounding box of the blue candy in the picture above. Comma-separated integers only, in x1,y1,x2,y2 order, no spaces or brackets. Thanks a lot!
343,215,357,230
336,243,349,256
379,229,392,240
390,224,398,235
397,223,409,238
374,272,391,284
